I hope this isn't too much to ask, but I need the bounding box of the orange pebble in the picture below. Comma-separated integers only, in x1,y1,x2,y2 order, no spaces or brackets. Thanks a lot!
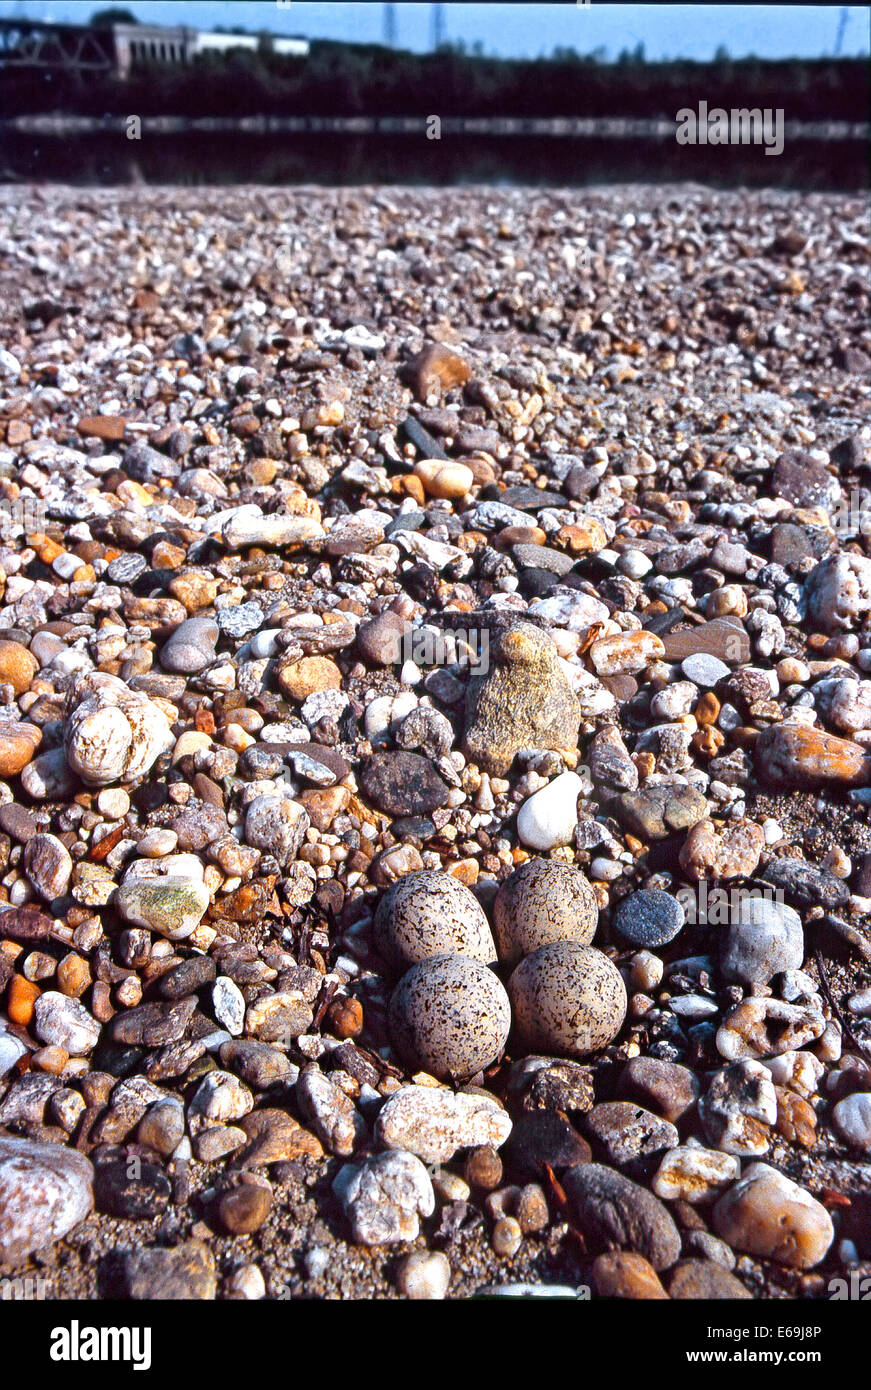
8,974,40,1026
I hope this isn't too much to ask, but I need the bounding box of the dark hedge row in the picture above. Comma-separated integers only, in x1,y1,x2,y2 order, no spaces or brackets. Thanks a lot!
1,41,868,122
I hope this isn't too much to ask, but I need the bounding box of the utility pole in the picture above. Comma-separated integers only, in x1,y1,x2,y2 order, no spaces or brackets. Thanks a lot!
431,3,446,51
383,3,397,47
834,8,849,55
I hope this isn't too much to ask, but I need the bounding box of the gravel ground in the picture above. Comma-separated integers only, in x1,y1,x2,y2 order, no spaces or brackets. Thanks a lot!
0,182,870,1302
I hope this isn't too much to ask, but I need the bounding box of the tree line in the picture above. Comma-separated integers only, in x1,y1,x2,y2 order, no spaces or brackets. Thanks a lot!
1,39,867,122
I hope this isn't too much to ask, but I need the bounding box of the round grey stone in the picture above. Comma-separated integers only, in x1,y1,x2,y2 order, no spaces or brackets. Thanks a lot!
613,889,685,948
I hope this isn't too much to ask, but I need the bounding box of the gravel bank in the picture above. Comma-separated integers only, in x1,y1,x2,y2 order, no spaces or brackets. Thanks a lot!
0,183,869,1301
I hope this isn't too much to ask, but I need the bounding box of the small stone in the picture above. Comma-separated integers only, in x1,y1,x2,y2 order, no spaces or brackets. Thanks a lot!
219,1040,295,1090
712,1163,834,1269
161,617,218,674
376,1085,511,1164
94,1157,171,1219
586,1101,678,1166
617,1058,701,1123
396,1249,451,1299
138,1099,185,1156
698,1060,778,1156
717,998,826,1061
374,870,496,972
33,991,100,1056
0,640,38,694
388,955,511,1082
122,1239,216,1299
405,343,471,402
805,552,871,632
212,976,245,1036
589,630,664,676
720,895,804,988
64,673,173,787
414,459,474,500
503,1110,591,1179
564,1162,681,1270
591,1251,668,1299
492,1215,522,1256
0,1137,94,1262
832,1092,871,1152
221,511,324,550
463,622,581,777
614,784,709,841
755,724,871,790
613,889,685,948
681,653,730,686
115,875,210,941
333,1149,434,1245
235,1109,323,1166
218,1178,272,1234
359,751,449,817
0,720,42,777
660,619,750,664
679,818,765,881
493,858,598,965
244,795,309,868
517,771,583,851
757,857,850,911
356,612,412,665
277,656,342,701
296,1065,366,1156
667,1260,751,1299
24,833,73,901
508,942,626,1058
652,1146,740,1204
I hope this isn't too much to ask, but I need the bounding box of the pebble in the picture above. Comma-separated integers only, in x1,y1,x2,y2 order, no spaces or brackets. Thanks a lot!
720,895,804,988
115,874,210,941
712,1163,834,1269
0,721,42,777
33,991,100,1055
396,1250,451,1299
333,1150,434,1245
503,1109,591,1178
652,1146,740,1204
463,622,581,776
508,942,627,1057
64,673,173,787
590,1251,668,1299
358,750,449,816
373,869,496,971
493,858,598,964
613,889,685,948
244,794,310,868
122,1239,217,1299
678,817,765,881
755,723,871,790
0,1137,94,1262
617,1057,700,1123
681,653,730,686
832,1092,871,1152
218,1177,273,1234
388,954,511,1081
564,1162,681,1270
716,998,826,1061
516,771,583,851
161,617,219,674
212,976,246,1036
698,1060,778,1156
376,1085,511,1164
585,1102,678,1166
667,1260,751,1299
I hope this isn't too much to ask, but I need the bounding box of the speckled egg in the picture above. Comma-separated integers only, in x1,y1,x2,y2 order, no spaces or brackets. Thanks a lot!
508,942,627,1057
493,858,599,965
374,870,496,972
388,954,511,1081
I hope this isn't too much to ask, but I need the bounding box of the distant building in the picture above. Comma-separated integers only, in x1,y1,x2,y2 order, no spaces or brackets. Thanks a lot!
111,24,310,79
